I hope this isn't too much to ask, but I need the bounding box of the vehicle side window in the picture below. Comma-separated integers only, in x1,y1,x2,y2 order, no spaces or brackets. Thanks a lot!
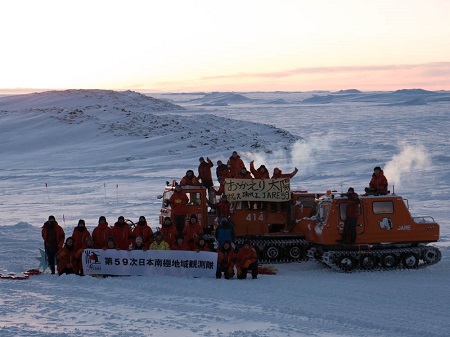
373,201,393,214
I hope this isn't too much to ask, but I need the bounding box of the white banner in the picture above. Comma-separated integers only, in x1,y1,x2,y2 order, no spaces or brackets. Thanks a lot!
224,178,291,201
82,249,217,278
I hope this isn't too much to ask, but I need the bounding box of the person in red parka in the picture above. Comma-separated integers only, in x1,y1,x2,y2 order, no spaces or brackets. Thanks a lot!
183,214,204,250
171,236,190,251
74,235,94,276
235,241,258,279
271,167,298,179
198,156,214,185
169,184,189,234
180,169,200,186
71,219,90,253
92,216,113,249
250,160,270,179
42,215,65,274
227,151,245,178
57,237,78,276
216,160,231,180
160,216,179,247
216,240,236,279
132,216,154,248
208,194,232,219
112,216,132,250
365,166,388,195
340,187,360,244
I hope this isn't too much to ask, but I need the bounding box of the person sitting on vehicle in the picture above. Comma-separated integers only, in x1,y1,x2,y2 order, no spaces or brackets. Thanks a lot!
132,216,154,248
215,216,235,247
149,231,170,250
183,214,204,250
42,215,65,275
216,160,231,179
180,169,200,187
92,216,113,249
216,240,236,279
227,151,245,178
171,236,190,251
235,241,258,280
72,219,90,253
250,160,270,179
195,236,211,252
160,216,179,247
112,216,132,250
272,167,298,179
365,166,388,195
169,184,189,235
339,187,360,244
57,237,78,276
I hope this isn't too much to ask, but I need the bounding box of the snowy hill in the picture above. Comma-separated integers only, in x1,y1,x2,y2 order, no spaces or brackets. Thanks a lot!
0,90,301,168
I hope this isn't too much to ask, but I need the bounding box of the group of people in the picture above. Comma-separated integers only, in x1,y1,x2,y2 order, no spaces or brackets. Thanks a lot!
177,151,299,200
41,212,256,279
340,166,389,244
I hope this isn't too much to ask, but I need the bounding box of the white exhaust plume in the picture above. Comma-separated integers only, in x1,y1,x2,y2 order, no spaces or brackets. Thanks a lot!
384,144,430,187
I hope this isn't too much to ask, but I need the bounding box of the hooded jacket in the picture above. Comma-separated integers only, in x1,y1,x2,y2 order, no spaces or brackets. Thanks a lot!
272,167,298,179
250,161,270,179
92,221,113,249
369,170,388,194
227,154,245,178
72,225,90,253
112,220,132,250
132,219,154,247
42,220,65,250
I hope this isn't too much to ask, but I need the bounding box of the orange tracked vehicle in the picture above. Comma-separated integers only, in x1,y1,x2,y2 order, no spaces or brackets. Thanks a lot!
158,179,441,271
299,191,441,271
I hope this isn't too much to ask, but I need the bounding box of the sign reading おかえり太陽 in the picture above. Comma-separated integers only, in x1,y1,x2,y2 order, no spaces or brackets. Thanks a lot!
224,178,291,202
82,249,217,278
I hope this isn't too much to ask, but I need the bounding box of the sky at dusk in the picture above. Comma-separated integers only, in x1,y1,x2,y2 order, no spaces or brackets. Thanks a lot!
2,0,450,93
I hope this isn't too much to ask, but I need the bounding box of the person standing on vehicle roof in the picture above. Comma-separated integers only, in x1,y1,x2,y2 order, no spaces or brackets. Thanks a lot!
340,187,360,244
169,184,189,235
198,157,214,202
42,215,65,274
216,160,231,180
227,151,245,178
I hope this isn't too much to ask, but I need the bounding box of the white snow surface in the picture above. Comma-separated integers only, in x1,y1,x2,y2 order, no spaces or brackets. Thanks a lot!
1,89,450,337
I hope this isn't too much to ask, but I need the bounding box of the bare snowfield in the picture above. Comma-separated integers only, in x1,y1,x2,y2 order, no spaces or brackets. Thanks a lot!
1,89,450,336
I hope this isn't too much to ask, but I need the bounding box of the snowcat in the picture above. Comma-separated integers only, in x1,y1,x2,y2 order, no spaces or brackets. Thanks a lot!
157,179,441,272
299,191,441,271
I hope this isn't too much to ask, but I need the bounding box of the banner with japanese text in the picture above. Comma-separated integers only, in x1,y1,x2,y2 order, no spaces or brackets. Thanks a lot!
82,249,217,278
224,178,291,202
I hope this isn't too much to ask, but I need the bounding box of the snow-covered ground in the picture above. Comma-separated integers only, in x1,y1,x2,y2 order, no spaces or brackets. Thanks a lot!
1,89,450,336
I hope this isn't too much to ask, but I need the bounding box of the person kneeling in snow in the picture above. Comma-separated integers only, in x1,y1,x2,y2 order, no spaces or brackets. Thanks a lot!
216,240,235,279
57,237,78,276
235,241,258,280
